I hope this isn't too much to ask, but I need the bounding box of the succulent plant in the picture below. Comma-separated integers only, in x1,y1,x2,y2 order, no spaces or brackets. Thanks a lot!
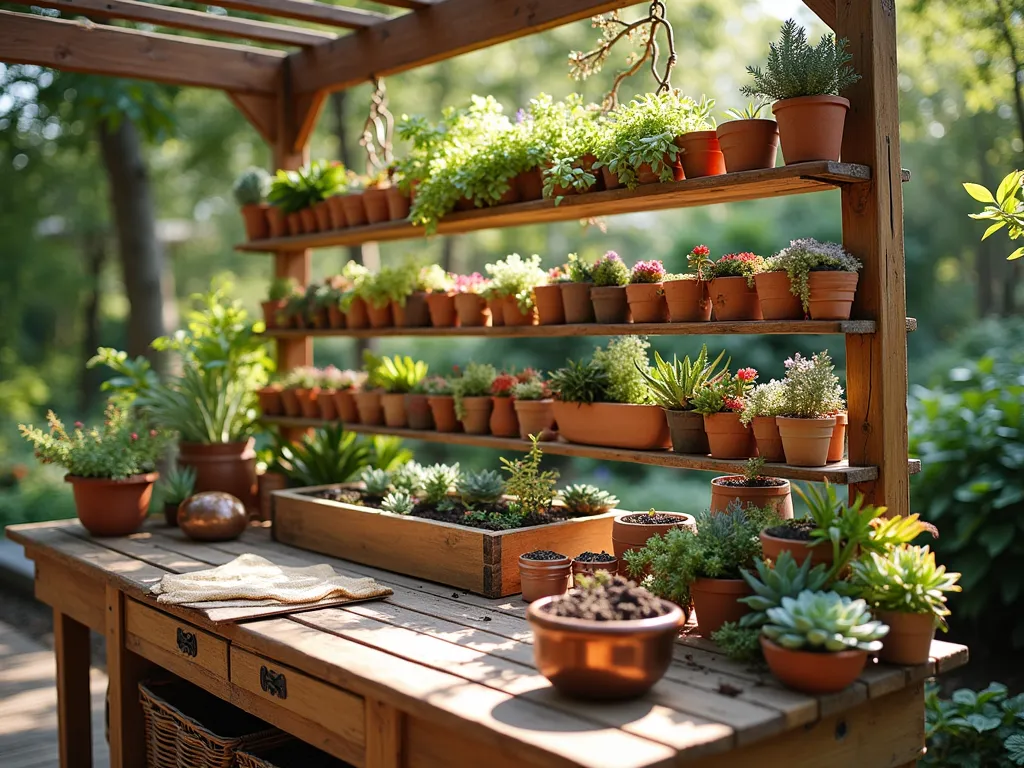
360,467,392,496
738,550,831,628
381,489,416,515
390,461,425,494
510,380,547,400
233,166,271,206
761,590,889,653
161,464,196,505
421,463,462,505
636,345,729,411
559,484,620,516
374,355,429,394
848,545,961,630
458,469,506,505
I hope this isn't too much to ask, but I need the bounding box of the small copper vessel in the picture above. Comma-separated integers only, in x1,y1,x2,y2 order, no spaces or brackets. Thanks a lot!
526,596,684,700
177,492,247,542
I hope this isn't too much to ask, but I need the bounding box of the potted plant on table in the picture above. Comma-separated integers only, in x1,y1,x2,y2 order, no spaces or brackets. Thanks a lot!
424,374,460,433
560,253,596,324
611,507,696,579
159,464,196,527
19,405,170,537
511,377,554,439
691,367,759,458
534,266,568,325
485,253,547,326
710,457,793,518
233,166,271,241
589,251,631,323
776,351,844,467
763,238,863,320
739,379,788,461
708,252,767,321
519,549,572,603
625,260,669,323
452,362,497,434
451,273,492,327
376,356,429,428
489,371,522,438
715,102,780,173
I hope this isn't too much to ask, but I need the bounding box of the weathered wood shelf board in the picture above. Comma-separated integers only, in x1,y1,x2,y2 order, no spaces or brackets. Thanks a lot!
262,416,922,483
236,162,876,252
272,486,618,597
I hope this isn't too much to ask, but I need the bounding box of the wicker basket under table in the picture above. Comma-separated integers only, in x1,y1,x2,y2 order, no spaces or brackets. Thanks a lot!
237,741,353,768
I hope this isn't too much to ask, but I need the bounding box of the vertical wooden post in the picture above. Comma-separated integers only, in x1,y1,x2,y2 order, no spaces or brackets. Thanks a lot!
838,0,910,518
365,698,402,768
105,586,152,768
54,610,94,768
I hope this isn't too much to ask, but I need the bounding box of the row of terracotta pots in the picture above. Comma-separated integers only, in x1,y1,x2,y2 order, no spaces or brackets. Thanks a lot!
693,410,847,465
519,551,622,603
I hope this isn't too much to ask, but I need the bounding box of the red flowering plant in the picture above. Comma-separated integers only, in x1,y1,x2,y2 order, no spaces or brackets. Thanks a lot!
547,266,571,284
630,259,667,284
708,252,768,287
491,372,520,398
685,244,715,282
690,367,759,415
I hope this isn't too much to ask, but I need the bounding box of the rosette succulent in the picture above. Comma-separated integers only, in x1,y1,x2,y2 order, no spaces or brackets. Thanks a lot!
559,484,620,516
762,590,889,652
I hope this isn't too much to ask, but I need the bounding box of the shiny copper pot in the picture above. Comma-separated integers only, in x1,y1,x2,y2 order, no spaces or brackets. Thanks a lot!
526,596,684,700
177,492,248,542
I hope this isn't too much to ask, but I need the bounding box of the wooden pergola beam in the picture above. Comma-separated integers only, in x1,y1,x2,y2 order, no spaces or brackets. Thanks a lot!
802,0,836,29
370,0,438,8
5,0,336,48
0,10,284,93
290,0,636,96
207,0,388,29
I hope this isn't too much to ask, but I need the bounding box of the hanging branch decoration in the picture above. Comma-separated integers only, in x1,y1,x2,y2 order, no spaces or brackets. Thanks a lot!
359,76,395,175
568,0,677,111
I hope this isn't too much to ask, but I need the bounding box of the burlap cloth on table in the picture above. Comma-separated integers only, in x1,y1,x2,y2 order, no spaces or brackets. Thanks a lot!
150,553,392,607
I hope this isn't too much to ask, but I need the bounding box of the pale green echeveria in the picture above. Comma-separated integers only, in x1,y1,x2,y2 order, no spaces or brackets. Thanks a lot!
762,589,889,652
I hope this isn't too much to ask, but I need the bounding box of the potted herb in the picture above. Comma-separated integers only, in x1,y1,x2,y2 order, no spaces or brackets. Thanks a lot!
776,351,844,466
534,266,568,325
306,161,346,231
375,356,428,428
673,95,726,179
424,374,459,433
452,362,497,434
19,406,169,537
710,457,793,518
625,260,669,323
392,263,439,328
560,253,596,324
663,245,714,322
233,166,271,241
424,268,457,328
489,371,522,438
485,253,547,326
589,251,631,323
451,273,491,327
542,156,597,202
739,379,788,461
160,464,196,527
570,550,618,580
611,507,696,578
526,572,685,700
353,352,386,426
708,252,767,321
519,549,571,602
763,238,863,320
268,168,310,236
741,19,861,164
691,367,759,458
849,545,961,666
511,377,554,439
636,345,728,454
360,266,411,328
597,92,691,189
715,102,780,173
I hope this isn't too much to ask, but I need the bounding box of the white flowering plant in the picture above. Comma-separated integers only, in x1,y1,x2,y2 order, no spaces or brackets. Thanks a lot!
779,351,845,418
766,238,862,313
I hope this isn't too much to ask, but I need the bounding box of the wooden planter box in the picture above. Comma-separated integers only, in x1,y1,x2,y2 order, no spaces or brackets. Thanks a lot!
271,484,618,598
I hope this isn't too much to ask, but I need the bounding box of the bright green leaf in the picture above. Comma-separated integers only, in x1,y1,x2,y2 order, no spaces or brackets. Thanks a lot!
964,182,996,204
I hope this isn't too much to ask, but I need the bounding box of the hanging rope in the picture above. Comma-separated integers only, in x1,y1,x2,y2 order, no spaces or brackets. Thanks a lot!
359,76,394,175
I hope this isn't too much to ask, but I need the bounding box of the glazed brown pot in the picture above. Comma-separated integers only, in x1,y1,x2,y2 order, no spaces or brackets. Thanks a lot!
808,271,859,320
674,131,726,179
177,491,248,542
286,212,303,236
257,386,283,417
664,409,709,454
828,412,848,463
326,196,347,229
294,387,321,419
514,399,555,439
772,95,850,164
327,305,346,329
877,611,936,666
312,200,332,232
299,207,317,234
527,595,684,700
553,401,670,450
394,292,431,327
266,206,288,238
164,502,180,528
519,555,571,603
612,512,697,574
340,193,368,227
332,390,360,424
502,295,538,326
754,271,803,320
517,167,544,201
710,476,793,519
405,394,435,430
751,415,786,462
710,276,763,321
428,395,460,433
625,283,668,323
366,301,394,328
380,393,409,428
560,283,595,324
691,578,753,636
489,396,520,438
317,391,338,421
353,390,384,425
590,286,631,324
533,285,565,325
703,412,756,459
487,297,506,327
761,637,867,694
777,416,837,467
453,293,490,327
460,396,493,435
178,440,257,512
362,186,390,224
257,470,288,522
715,119,780,172
66,473,157,537
279,387,301,417
385,187,411,221
760,529,834,570
240,203,270,241
426,292,458,327
663,279,712,322
346,297,370,329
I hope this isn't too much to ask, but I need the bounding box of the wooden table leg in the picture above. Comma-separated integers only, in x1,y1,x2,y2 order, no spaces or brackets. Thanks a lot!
106,585,152,768
365,697,402,768
54,610,94,768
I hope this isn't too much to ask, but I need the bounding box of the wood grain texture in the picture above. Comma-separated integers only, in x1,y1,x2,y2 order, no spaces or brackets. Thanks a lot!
802,0,836,29
105,585,153,768
0,9,283,94
229,92,277,146
207,0,388,28
365,698,402,768
53,610,93,768
124,598,229,681
36,557,105,632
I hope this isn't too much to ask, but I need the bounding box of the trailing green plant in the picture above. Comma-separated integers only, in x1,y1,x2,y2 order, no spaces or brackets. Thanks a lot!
922,682,1024,767
360,467,393,496
761,590,888,652
374,355,428,394
421,463,461,505
591,251,630,287
964,170,1024,261
739,379,787,426
458,469,506,505
360,265,417,309
779,351,844,418
636,345,728,410
381,490,416,515
451,362,497,419
848,545,961,628
592,336,653,405
548,359,610,404
160,464,196,505
275,425,372,487
485,253,547,312
542,157,596,202
559,484,619,516
500,436,559,516
233,167,270,206
766,238,862,313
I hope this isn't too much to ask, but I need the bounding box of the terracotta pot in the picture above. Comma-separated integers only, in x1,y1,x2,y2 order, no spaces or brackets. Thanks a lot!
326,196,347,229
293,387,321,419
519,554,571,603
487,297,505,327
590,285,631,324
459,396,493,435
760,528,834,570
312,200,332,232
66,473,157,537
317,391,338,421
691,578,753,636
716,119,780,172
489,397,520,438
703,412,756,459
514,399,555,439
612,512,697,573
635,156,684,184
279,388,301,417
517,168,544,201
761,637,867,694
240,203,270,241
777,416,837,467
663,279,712,322
385,187,411,221
674,131,726,179
178,440,257,512
362,186,390,224
327,305,346,329
340,193,368,227
405,394,434,430
310,307,330,329
502,295,538,326
299,207,317,234
533,285,565,325
266,206,288,238
772,95,850,164
553,401,670,450
257,470,288,522
828,412,848,463
808,271,859,320
560,283,595,324
454,195,476,212
527,595,684,701
625,283,668,324
710,475,793,519
754,271,803,320
331,390,360,424
751,416,786,462
426,292,458,327
394,292,431,328
453,293,490,327
571,556,619,582
493,180,520,206
709,276,763,321
380,393,409,428
353,390,384,425
257,386,283,417
877,610,936,666
600,166,623,190
576,154,602,193
366,301,394,328
346,296,370,329
286,212,303,236
427,395,460,433
164,502,180,527
664,409,709,454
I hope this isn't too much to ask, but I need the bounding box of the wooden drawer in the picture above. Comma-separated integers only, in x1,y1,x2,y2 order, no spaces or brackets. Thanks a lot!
124,599,229,690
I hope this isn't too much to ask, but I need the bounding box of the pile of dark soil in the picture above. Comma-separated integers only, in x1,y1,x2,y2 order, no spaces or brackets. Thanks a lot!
619,512,684,525
521,550,566,561
575,551,616,562
543,575,670,621
764,518,816,541
716,476,787,488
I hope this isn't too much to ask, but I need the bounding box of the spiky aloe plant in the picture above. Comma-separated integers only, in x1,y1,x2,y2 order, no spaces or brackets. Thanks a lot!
559,484,619,516
381,489,416,515
360,467,392,496
458,469,506,505
421,463,462,505
635,345,729,411
762,590,888,652
161,465,196,505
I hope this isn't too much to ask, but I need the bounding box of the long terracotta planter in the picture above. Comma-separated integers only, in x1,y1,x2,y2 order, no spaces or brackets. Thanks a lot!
426,292,458,327
703,412,756,459
66,472,157,537
808,271,859,319
690,578,753,636
590,286,631,324
553,401,670,450
489,397,520,437
715,119,780,172
751,415,786,462
453,293,490,327
664,409,709,454
754,271,803,320
877,610,935,666
332,390,360,424
353,390,384,425
760,529,834,570
663,279,711,322
346,297,370,329
519,554,570,603
240,203,270,241
674,131,726,179
710,277,763,321
533,285,566,325
560,283,595,324
178,440,257,512
777,416,837,467
405,394,435,430
828,412,848,463
514,399,555,439
380,393,409,428
502,296,538,326
366,301,394,328
611,512,696,575
772,95,850,164
709,476,793,519
760,638,867,694
460,396,493,435
427,395,460,433
340,193,368,227
625,283,668,323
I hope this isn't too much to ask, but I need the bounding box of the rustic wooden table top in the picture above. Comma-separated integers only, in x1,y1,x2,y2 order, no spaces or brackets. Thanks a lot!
7,519,969,768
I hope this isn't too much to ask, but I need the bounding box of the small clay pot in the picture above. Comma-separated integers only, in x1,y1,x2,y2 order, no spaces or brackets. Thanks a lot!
426,292,458,328
772,95,850,164
560,282,595,324
761,637,867,694
286,212,303,236
716,119,780,173
777,416,837,467
710,277,763,321
703,412,756,459
625,283,668,323
66,473,157,537
405,394,434,430
257,386,283,417
517,167,544,201
293,387,321,419
326,196,347,229
808,271,859,320
760,528,835,570
353,390,384,426
664,409,710,454
310,307,330,329
533,285,566,325
754,271,803,320
502,295,538,326
600,166,623,190
453,293,490,327
266,207,288,238
828,412,848,463
299,207,317,234
571,556,619,582
751,415,786,462
553,402,670,450
362,186,390,224
590,286,631,324
460,396,493,435
710,476,793,519
454,195,476,211
487,296,506,327
332,390,360,424
394,292,431,328
346,297,370,329
519,554,571,603
611,512,697,574
493,180,520,206
489,397,520,438
178,440,257,513
691,578,753,636
312,199,332,232
674,131,726,179
514,399,555,439
877,611,936,666
327,305,346,329
279,388,301,418
385,187,411,221
366,301,394,328
427,395,460,433
380,393,408,428
663,279,712,323
340,193,368,227
635,156,684,184
177,491,248,543
317,391,338,421
240,203,270,241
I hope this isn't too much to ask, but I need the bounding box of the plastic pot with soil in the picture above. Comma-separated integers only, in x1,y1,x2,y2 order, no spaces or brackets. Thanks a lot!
519,550,571,603
710,475,793,519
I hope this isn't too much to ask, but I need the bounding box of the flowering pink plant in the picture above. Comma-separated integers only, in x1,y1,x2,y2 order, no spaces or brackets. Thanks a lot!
709,252,768,285
546,266,570,284
452,272,490,294
630,259,667,284
690,368,758,414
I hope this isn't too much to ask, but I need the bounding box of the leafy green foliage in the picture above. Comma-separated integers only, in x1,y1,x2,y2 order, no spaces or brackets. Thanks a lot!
268,161,345,213
766,238,861,312
485,253,547,311
276,425,372,487
160,464,196,505
359,264,417,309
374,356,429,394
724,102,769,120
458,469,506,505
566,253,593,283
559,484,619,516
381,489,416,515
762,590,888,652
710,622,762,662
548,359,609,404
592,336,652,405
636,345,728,410
779,350,844,418
267,276,299,302
542,157,596,202
848,545,961,628
232,167,270,206
964,170,1024,261
510,380,546,400
740,379,787,425
923,682,1024,767
500,436,559,516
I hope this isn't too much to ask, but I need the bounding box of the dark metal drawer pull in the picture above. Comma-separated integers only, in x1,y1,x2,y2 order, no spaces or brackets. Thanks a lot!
260,666,287,699
176,628,198,658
